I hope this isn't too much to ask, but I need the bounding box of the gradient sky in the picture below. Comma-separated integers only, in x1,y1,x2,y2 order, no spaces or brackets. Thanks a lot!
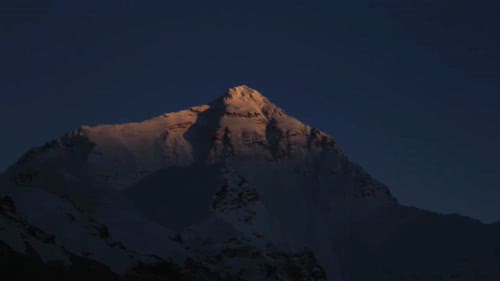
1,0,499,222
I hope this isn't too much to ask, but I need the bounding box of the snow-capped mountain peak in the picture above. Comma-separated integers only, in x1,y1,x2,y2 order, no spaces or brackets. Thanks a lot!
2,85,499,281
5,86,347,192
223,85,270,104
216,85,283,118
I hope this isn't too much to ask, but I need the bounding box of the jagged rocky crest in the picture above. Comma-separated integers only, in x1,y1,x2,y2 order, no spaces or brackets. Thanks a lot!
1,86,499,281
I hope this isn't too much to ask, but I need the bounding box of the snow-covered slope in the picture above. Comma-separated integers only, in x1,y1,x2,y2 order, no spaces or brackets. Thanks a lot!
0,179,186,274
2,85,499,280
0,170,323,280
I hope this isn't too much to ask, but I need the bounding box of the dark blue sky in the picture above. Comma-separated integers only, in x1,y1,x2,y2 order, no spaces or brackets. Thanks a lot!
1,0,499,222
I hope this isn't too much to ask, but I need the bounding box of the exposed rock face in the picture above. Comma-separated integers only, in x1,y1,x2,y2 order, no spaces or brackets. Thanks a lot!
1,85,499,281
176,168,327,281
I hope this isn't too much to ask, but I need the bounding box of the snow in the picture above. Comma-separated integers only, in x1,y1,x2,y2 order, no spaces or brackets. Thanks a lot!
0,184,136,273
0,182,187,273
40,85,346,191
94,195,187,264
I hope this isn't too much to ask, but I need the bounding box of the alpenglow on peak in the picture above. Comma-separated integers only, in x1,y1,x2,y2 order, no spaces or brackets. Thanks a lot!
223,85,270,103
8,85,347,190
212,85,278,116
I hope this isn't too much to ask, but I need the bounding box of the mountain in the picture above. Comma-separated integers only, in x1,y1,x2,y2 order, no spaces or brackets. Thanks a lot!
1,85,499,281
